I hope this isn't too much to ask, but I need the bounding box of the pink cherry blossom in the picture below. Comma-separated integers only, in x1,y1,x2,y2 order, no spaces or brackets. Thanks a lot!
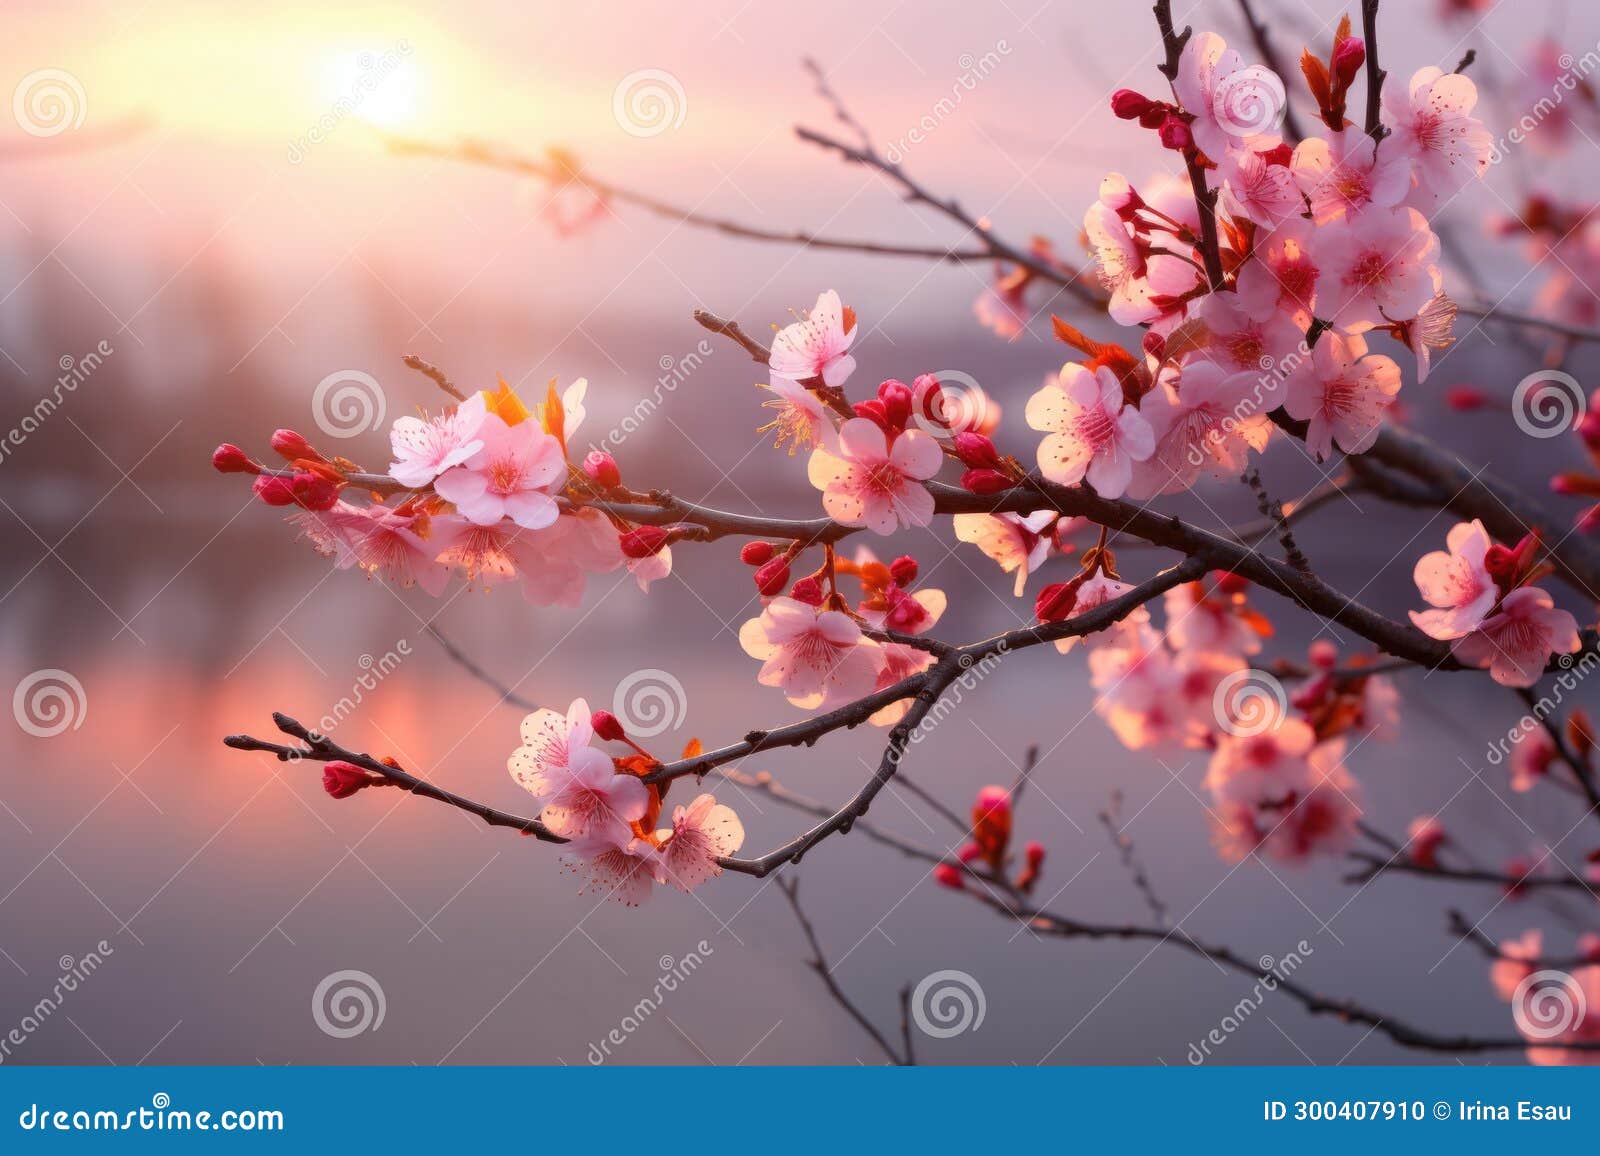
1282,330,1402,459
1509,728,1558,792
1393,292,1457,382
1522,966,1600,1066
1026,363,1155,498
433,413,566,529
569,831,664,907
518,509,626,607
1172,32,1283,161
509,698,647,844
1192,290,1303,381
807,418,941,535
316,501,461,596
1409,519,1497,640
1236,219,1320,328
1314,207,1441,330
1452,586,1581,688
387,394,487,489
508,697,600,796
1292,132,1411,223
953,511,1058,596
1083,198,1198,327
658,793,745,892
738,596,881,709
768,290,857,388
760,376,832,455
1491,929,1543,1001
1165,579,1263,659
1053,574,1137,654
1385,67,1492,206
1204,715,1318,808
1217,147,1301,227
1129,361,1273,497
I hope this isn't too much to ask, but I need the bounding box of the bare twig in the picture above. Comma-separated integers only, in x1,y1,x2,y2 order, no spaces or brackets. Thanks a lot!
1100,791,1168,926
1361,0,1388,141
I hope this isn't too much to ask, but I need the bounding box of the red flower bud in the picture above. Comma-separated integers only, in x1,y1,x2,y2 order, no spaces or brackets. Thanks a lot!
932,862,965,890
960,467,1012,495
1332,37,1366,86
1034,581,1078,624
1024,840,1046,867
971,785,1013,866
956,841,983,864
323,761,374,799
889,555,919,587
1260,143,1295,167
1580,932,1600,962
877,379,913,431
619,526,671,559
1110,88,1156,120
852,398,890,430
591,710,626,741
1141,331,1167,360
912,374,949,429
1578,504,1600,534
1157,113,1194,152
952,431,1001,470
212,443,260,474
270,428,321,462
254,472,337,510
753,557,791,596
741,541,775,566
253,475,298,507
582,450,621,488
1307,639,1339,669
789,576,825,606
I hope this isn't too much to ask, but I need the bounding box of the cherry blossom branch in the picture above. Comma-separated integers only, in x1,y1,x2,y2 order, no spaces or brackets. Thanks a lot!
962,886,1599,1054
1446,910,1595,970
402,354,466,402
1152,1,1225,291
1100,791,1169,926
1513,686,1600,816
222,712,563,842
1360,0,1388,142
1459,302,1600,344
424,624,537,712
778,877,911,1065
1343,850,1599,896
1236,0,1304,142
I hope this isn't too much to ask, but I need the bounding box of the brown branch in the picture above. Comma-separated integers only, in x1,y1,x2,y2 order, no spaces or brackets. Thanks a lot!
778,878,910,1065
1453,48,1477,75
1153,2,1225,290
1458,302,1600,344
1513,685,1600,816
1343,851,1599,896
402,354,465,402
425,624,537,711
1361,0,1388,141
1100,791,1168,926
1447,909,1596,970
1236,0,1304,142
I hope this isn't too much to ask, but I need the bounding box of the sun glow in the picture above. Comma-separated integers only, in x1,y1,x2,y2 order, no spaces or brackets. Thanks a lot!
319,46,422,130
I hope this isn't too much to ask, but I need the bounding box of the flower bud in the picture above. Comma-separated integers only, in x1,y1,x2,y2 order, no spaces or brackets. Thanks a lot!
1142,331,1166,360
972,785,1013,865
741,541,776,566
212,443,260,474
270,428,321,462
932,862,965,890
1580,932,1600,962
889,555,919,587
591,710,626,741
1110,88,1156,120
789,576,825,606
1024,840,1046,867
852,398,889,430
753,557,791,596
955,841,983,864
878,379,913,430
1034,581,1078,624
323,761,374,800
1157,113,1194,152
1332,37,1366,86
952,431,1000,470
960,467,1012,495
619,526,671,559
1307,639,1339,669
582,450,621,488
252,474,300,507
